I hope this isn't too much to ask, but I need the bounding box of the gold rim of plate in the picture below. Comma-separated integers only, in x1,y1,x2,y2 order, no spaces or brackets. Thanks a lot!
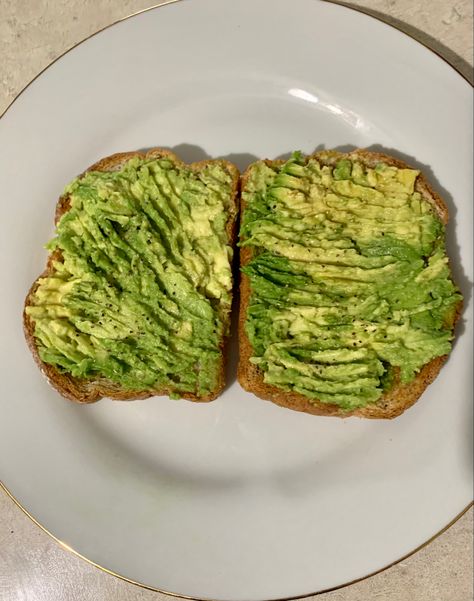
0,1,472,599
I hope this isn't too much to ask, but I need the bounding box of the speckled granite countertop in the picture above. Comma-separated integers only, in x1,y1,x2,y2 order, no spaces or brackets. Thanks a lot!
0,1,472,600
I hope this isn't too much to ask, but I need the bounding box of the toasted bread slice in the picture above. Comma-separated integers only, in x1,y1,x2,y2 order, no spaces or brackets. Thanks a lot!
24,148,239,403
238,150,462,418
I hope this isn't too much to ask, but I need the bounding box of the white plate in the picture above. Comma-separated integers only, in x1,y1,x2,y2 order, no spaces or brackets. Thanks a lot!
0,1,472,599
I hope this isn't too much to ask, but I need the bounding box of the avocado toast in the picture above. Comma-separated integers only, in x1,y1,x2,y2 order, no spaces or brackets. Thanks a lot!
24,148,239,403
238,150,462,418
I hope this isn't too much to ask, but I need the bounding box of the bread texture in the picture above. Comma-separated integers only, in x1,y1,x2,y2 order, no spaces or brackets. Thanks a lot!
24,148,240,403
238,150,462,418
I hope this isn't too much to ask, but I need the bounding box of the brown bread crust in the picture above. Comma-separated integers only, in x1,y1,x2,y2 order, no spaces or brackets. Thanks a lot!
238,150,462,419
24,148,240,403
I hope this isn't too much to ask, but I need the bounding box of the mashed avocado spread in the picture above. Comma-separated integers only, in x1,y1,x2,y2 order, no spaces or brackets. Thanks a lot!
26,156,235,396
240,152,461,410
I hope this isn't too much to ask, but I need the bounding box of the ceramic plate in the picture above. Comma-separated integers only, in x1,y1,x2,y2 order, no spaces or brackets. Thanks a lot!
0,1,472,599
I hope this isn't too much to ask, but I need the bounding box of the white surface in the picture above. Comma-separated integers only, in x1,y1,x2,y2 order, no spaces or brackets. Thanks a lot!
0,1,472,599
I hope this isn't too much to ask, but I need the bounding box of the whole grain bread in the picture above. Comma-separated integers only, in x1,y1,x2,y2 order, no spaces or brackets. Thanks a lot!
24,148,240,403
238,150,462,419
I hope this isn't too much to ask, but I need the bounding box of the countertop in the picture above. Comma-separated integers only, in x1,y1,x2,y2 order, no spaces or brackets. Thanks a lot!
0,1,472,600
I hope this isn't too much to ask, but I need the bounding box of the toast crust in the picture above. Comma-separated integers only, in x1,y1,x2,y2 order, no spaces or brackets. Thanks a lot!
238,150,462,419
24,148,240,404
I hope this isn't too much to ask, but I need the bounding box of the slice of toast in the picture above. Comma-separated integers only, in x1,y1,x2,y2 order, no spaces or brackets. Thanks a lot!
24,148,239,403
238,150,462,418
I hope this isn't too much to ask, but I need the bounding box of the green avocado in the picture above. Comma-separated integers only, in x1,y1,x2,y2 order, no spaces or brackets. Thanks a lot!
26,156,235,396
240,152,461,410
